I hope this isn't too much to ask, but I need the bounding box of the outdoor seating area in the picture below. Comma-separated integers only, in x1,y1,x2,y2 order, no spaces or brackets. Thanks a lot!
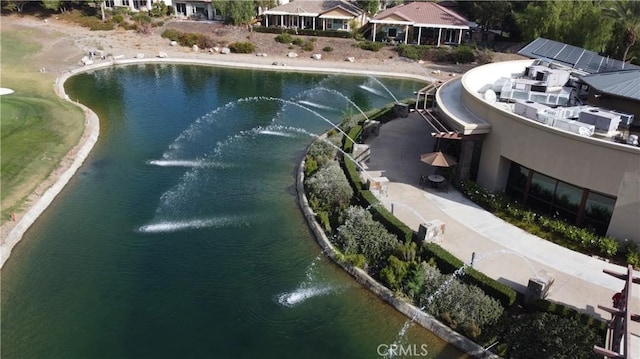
419,150,456,192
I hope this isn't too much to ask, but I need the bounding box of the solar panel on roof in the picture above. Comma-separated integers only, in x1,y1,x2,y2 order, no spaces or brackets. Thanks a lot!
518,37,640,74
535,41,565,59
557,46,583,65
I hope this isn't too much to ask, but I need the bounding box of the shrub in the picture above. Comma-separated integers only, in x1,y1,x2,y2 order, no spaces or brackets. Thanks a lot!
305,162,354,214
112,14,124,24
450,45,475,64
498,312,603,359
316,210,332,233
380,255,409,291
292,37,304,46
131,12,152,25
161,28,181,41
419,263,504,332
598,236,618,256
307,136,340,166
323,46,334,52
89,20,115,31
357,41,384,52
275,33,293,44
301,41,315,52
335,206,399,264
396,44,429,61
229,41,256,53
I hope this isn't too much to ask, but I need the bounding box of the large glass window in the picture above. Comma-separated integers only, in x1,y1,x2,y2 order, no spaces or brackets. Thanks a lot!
504,160,616,235
583,191,616,234
506,162,528,197
552,181,583,223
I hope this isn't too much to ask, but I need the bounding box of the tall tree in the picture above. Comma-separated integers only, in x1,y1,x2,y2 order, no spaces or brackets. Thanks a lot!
514,1,613,53
603,0,640,63
213,0,258,25
456,1,513,32
357,0,380,16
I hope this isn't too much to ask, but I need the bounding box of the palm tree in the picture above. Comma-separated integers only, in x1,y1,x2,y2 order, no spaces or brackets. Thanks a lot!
603,0,640,65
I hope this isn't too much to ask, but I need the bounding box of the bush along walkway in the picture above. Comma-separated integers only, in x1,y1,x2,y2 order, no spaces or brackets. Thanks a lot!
459,180,639,269
298,112,607,358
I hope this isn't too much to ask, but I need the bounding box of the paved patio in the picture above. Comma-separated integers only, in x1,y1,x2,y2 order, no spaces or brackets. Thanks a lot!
361,111,639,358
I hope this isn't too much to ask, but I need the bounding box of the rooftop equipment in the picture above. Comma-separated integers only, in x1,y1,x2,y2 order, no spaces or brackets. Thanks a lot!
578,109,622,135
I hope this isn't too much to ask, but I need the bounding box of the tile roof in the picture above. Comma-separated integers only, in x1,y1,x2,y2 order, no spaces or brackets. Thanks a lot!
371,2,468,28
263,0,363,16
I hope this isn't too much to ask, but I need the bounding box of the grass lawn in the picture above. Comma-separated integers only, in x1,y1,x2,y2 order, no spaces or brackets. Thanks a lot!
0,26,85,223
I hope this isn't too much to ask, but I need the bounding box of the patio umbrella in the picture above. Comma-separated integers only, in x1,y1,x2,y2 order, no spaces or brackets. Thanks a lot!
420,151,457,168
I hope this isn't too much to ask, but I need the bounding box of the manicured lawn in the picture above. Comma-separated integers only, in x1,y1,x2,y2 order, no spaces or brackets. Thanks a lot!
0,27,85,222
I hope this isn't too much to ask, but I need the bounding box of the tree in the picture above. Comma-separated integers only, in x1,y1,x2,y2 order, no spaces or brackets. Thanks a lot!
150,0,168,17
603,0,640,63
457,1,513,32
214,0,255,25
41,0,81,13
514,1,613,53
357,0,380,16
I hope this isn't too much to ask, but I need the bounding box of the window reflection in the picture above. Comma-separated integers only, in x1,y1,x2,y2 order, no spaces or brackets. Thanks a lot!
505,161,616,235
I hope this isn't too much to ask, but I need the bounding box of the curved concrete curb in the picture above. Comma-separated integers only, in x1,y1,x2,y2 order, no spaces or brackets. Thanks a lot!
295,157,499,358
1,70,100,268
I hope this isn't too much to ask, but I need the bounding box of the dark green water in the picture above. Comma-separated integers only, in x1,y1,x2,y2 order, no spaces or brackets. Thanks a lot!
1,64,466,358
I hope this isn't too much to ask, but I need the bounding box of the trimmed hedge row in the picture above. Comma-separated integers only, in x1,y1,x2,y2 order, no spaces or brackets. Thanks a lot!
422,243,517,308
360,190,414,244
253,26,353,39
527,299,607,333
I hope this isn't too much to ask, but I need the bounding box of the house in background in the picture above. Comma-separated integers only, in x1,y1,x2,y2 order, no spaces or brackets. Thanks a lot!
103,0,218,20
104,0,160,12
368,1,469,46
262,0,365,31
172,0,217,20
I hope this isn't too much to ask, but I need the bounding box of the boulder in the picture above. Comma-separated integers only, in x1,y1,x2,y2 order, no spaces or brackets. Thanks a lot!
256,52,268,57
346,57,355,63
135,53,145,59
158,52,168,58
220,47,231,54
212,46,220,53
287,52,298,58
312,53,322,60
170,41,178,46
192,44,199,52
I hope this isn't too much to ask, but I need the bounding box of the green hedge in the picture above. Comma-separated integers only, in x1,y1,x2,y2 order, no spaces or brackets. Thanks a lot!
254,26,353,38
527,299,607,333
422,243,517,307
343,124,363,154
342,154,364,193
360,190,414,243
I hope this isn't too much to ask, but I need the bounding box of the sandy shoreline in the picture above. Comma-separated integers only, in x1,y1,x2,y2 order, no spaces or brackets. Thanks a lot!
0,15,452,268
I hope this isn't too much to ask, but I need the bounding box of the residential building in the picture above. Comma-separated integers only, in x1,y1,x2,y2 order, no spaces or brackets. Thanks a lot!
368,1,469,45
262,0,366,31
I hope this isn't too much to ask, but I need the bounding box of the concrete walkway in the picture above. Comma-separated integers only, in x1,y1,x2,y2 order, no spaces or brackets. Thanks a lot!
363,112,640,358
